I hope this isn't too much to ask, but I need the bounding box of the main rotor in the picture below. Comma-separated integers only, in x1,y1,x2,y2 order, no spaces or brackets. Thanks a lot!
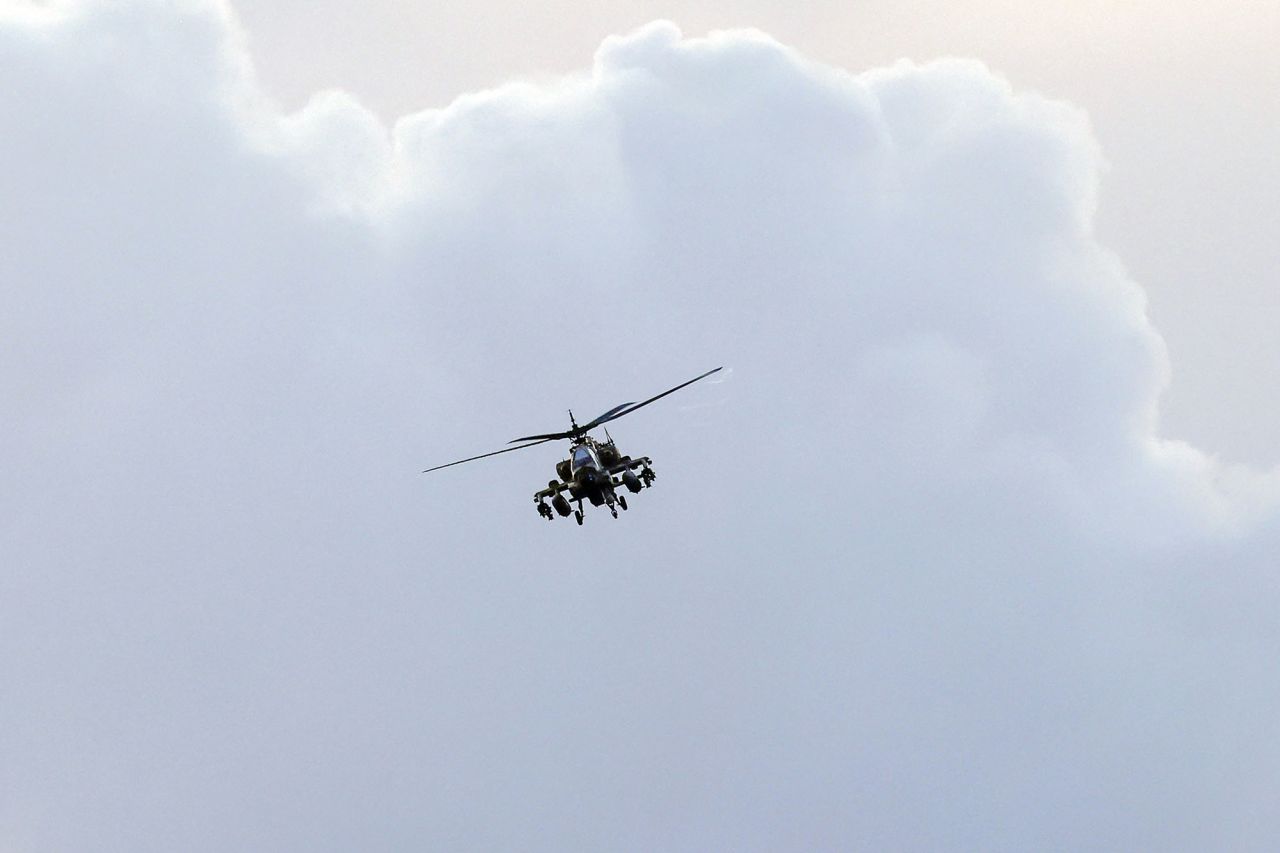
422,366,722,474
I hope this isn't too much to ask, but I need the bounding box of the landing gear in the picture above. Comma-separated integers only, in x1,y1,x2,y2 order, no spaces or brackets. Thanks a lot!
574,509,584,526
618,495,628,511
609,504,618,519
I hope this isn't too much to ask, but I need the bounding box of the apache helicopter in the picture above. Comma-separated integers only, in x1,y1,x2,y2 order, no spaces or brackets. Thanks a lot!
423,367,722,525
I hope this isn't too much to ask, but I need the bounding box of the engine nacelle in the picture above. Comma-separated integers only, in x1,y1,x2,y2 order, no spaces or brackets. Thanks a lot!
551,494,573,517
622,471,643,493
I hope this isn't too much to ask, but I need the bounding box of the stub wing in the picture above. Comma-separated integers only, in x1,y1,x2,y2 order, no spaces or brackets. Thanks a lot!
606,456,652,479
531,456,652,500
534,481,572,500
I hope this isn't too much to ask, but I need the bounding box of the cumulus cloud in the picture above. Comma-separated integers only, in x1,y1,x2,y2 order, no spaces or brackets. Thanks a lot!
2,2,1278,850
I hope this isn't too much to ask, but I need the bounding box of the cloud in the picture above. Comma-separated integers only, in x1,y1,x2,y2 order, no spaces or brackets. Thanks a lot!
2,3,1278,850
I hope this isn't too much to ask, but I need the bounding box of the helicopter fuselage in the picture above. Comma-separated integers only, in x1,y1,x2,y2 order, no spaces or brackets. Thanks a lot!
536,435,655,523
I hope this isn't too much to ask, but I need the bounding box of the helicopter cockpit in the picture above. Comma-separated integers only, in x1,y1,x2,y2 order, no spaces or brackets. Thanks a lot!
570,444,599,473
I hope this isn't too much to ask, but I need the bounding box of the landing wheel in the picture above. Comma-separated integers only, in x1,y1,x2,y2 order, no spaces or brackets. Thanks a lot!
610,505,618,519
574,510,584,526
618,496,628,511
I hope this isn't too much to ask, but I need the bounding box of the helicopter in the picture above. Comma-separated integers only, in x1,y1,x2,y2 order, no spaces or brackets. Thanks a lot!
422,367,722,525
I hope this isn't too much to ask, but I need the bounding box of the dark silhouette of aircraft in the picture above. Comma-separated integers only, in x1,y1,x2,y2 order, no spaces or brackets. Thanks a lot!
423,367,722,524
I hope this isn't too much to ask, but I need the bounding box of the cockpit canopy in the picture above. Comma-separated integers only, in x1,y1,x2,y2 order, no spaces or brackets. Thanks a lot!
570,444,599,473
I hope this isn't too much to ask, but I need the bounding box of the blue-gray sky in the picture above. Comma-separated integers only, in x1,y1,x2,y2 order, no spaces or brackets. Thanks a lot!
2,2,1279,850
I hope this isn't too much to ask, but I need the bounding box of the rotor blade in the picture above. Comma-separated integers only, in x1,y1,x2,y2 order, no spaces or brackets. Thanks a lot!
507,402,635,443
507,429,575,444
505,367,720,445
422,437,555,474
579,401,637,431
588,366,723,429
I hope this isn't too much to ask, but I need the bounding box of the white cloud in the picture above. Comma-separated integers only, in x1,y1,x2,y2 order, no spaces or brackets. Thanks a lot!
2,3,1278,850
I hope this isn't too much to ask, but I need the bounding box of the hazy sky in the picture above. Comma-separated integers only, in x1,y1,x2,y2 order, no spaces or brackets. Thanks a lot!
233,0,1280,466
4,2,1280,850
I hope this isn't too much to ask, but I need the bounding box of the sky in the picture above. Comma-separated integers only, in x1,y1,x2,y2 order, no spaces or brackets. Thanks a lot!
229,0,1280,467
3,1,1280,850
